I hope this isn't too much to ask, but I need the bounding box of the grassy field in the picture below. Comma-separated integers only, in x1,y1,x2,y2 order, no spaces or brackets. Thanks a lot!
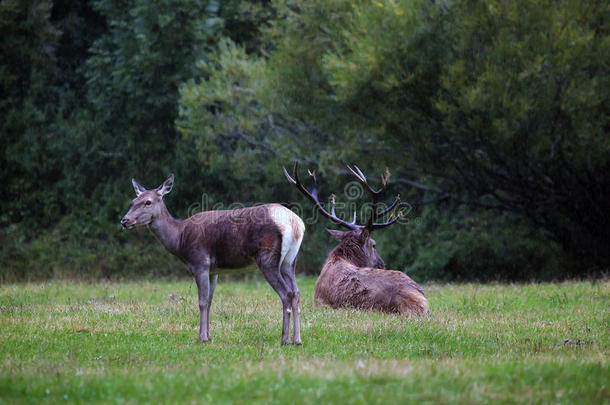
0,278,608,404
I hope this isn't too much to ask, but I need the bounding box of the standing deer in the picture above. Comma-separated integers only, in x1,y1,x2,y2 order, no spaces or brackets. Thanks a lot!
120,174,304,344
284,163,429,316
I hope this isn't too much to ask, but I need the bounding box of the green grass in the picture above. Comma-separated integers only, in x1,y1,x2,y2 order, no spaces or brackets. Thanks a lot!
0,278,608,404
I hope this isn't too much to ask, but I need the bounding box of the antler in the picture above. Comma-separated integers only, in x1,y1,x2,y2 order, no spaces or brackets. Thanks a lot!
284,162,402,232
346,165,401,230
283,162,360,231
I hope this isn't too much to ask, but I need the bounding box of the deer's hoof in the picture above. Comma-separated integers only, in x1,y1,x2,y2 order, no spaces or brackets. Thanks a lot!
293,339,303,346
198,336,210,344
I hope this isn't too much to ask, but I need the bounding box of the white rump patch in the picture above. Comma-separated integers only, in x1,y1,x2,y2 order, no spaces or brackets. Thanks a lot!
267,204,305,269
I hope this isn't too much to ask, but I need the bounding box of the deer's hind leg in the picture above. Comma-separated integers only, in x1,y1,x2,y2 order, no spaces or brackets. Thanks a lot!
256,252,293,345
281,259,301,345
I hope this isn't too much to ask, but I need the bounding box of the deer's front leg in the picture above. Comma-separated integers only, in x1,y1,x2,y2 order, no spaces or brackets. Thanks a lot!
193,266,211,343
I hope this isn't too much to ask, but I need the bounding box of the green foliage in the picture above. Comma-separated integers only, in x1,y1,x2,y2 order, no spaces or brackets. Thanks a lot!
178,39,273,199
377,206,562,282
0,214,183,283
1,0,608,281
315,0,610,269
432,0,609,267
0,0,200,280
0,0,278,280
1,0,59,227
178,38,324,199
177,0,592,280
0,281,608,402
84,0,210,185
198,0,606,277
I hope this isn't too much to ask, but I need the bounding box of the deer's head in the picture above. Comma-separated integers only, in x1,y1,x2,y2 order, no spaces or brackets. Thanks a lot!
326,228,385,269
121,174,174,229
284,163,401,269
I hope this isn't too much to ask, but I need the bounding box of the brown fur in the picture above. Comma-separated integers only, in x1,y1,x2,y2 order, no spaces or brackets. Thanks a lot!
314,230,429,316
173,205,284,269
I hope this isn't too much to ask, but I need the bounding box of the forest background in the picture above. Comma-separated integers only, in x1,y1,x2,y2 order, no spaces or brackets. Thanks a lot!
1,0,608,282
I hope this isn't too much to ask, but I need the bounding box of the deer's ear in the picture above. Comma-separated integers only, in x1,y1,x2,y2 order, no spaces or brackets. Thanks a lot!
132,178,147,197
326,229,347,241
156,173,174,196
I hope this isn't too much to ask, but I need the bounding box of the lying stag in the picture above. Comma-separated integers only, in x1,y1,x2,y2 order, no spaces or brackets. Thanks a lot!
121,174,304,344
284,164,429,316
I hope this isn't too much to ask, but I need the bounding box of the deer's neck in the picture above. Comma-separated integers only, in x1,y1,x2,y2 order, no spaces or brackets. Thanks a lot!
330,242,368,268
148,205,183,255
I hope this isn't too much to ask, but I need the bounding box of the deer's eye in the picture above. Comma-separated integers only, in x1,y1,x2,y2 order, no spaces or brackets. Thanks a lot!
145,200,152,206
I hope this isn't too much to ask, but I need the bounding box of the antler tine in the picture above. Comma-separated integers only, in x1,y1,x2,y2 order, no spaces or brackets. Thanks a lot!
285,162,313,203
346,165,364,184
381,168,390,189
378,194,401,217
370,213,401,230
347,165,366,182
283,167,297,185
329,192,357,229
347,165,384,199
307,169,319,200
